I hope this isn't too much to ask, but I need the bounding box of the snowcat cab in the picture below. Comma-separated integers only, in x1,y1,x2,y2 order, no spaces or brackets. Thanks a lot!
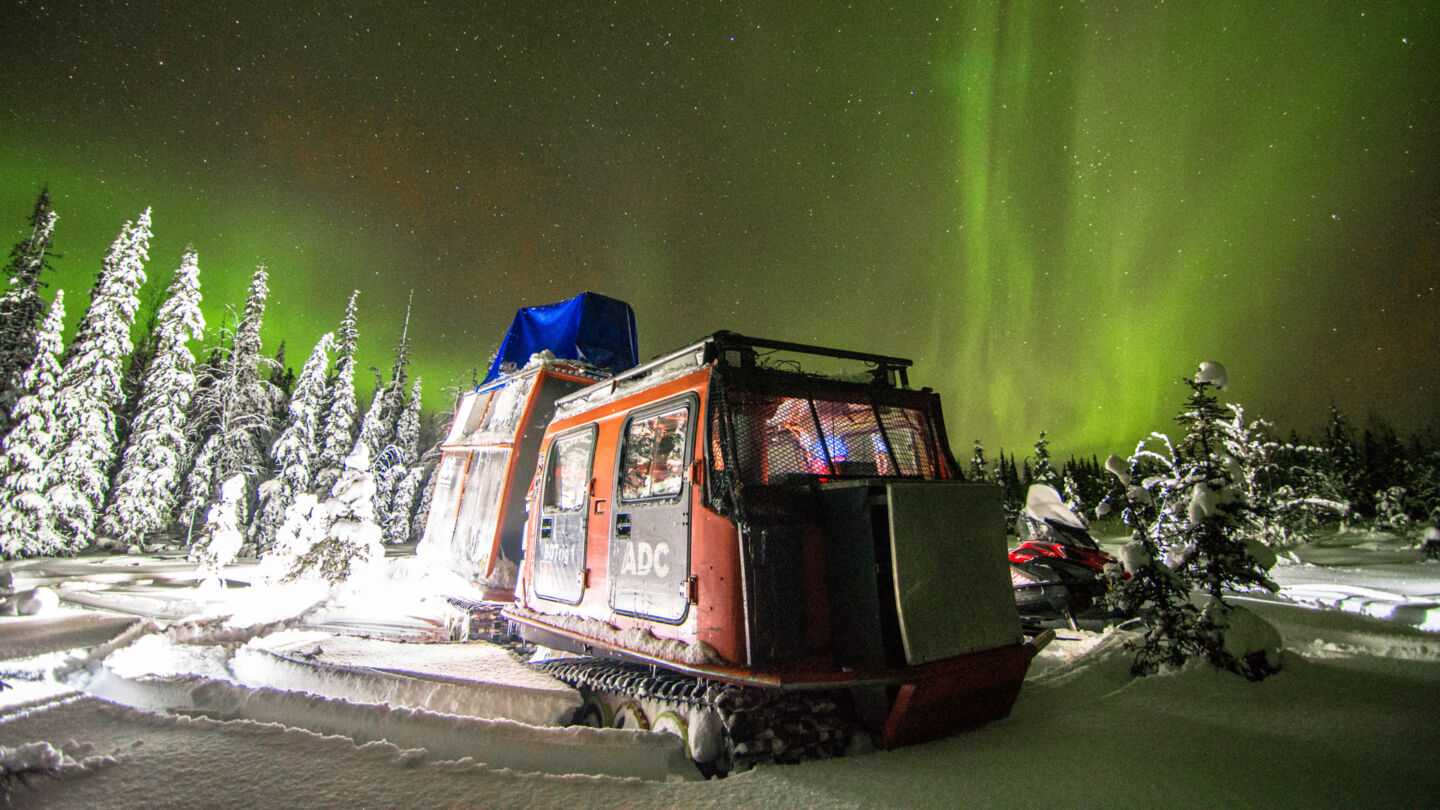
507,332,1045,767
418,292,638,601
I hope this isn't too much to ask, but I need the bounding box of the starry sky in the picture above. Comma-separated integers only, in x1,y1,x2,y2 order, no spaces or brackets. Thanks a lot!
2,1,1436,458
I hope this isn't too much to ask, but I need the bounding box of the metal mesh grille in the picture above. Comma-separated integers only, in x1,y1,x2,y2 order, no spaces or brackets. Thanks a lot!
706,366,953,525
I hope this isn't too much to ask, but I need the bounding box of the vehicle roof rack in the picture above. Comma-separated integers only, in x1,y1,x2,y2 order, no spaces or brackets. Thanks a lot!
554,331,915,413
705,331,912,388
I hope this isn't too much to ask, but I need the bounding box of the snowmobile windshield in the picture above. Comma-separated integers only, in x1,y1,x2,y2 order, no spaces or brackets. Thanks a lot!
708,366,957,486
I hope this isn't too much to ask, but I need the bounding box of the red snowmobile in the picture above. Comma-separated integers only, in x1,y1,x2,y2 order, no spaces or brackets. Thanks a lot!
1008,485,1123,630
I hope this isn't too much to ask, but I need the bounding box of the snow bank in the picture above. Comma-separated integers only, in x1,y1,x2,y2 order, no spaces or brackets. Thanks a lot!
80,668,691,781
235,630,581,726
1204,599,1283,679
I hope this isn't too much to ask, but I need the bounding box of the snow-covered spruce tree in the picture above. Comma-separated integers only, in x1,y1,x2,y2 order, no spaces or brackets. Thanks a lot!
354,376,396,468
100,249,205,547
115,285,165,451
0,291,68,557
1175,364,1280,597
356,296,413,481
287,443,385,586
1100,446,1203,674
968,439,989,482
390,291,413,390
177,266,278,541
1061,468,1084,515
409,392,457,543
178,433,218,538
312,290,360,495
1107,363,1282,680
50,208,152,549
256,492,327,586
408,455,440,544
1320,406,1361,518
1031,431,1058,488
1219,403,1347,550
362,294,413,487
189,474,246,589
0,188,59,433
379,377,423,544
252,332,334,552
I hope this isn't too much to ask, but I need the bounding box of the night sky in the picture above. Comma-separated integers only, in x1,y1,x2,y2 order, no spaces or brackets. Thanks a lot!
2,1,1436,458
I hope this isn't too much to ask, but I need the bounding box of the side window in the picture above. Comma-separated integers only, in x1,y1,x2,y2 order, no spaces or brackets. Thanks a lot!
619,405,691,501
543,429,595,512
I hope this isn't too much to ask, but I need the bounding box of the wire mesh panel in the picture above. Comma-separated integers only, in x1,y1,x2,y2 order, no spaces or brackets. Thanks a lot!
706,366,957,525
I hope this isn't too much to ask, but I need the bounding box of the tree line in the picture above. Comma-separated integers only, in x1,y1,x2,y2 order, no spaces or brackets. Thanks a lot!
0,189,446,574
971,406,1440,544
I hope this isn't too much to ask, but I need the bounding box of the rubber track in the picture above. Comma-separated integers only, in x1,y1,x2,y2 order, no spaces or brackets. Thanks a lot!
534,657,856,774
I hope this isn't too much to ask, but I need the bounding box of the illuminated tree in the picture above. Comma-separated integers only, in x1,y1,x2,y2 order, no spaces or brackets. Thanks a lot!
1101,443,1201,675
409,402,455,544
101,248,205,546
354,297,414,519
253,332,333,552
1031,430,1058,487
189,474,246,588
115,285,164,449
178,265,278,537
0,292,67,557
51,208,152,548
355,376,395,463
968,438,989,481
1106,363,1282,680
378,377,423,544
287,443,384,585
0,188,59,434
313,290,360,495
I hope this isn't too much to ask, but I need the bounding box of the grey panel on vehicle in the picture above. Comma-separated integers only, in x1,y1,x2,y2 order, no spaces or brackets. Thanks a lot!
888,481,1021,665
818,483,887,669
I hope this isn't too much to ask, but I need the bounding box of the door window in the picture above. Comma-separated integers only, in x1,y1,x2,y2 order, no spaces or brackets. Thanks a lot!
618,406,691,502
543,429,595,512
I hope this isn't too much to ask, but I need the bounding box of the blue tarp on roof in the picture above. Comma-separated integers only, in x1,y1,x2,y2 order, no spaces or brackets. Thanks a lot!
483,291,639,383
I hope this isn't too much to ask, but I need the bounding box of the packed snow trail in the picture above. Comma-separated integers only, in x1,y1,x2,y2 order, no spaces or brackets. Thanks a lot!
64,629,694,781
0,694,726,809
3,624,1438,809
234,631,581,726
75,672,693,781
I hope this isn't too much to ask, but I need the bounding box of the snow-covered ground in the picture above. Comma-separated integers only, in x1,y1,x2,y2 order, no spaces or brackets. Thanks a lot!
0,535,1437,809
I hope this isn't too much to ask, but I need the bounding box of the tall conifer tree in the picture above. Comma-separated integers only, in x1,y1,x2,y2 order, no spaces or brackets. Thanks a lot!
314,290,360,494
0,291,67,557
101,249,205,545
0,189,60,431
254,332,334,551
51,208,152,548
179,265,276,535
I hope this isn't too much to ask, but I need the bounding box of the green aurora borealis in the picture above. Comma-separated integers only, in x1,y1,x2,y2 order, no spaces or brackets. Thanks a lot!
2,1,1436,458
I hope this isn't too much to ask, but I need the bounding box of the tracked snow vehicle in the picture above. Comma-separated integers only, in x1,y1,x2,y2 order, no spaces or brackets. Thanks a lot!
420,293,1045,773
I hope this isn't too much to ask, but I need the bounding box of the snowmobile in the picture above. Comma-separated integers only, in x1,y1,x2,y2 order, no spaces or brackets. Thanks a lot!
1008,484,1121,630
419,293,1047,775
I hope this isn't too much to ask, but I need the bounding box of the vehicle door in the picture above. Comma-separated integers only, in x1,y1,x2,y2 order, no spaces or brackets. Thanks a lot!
610,396,695,624
533,426,596,604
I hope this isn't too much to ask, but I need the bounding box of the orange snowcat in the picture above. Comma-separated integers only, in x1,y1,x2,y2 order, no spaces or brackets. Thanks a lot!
419,294,1046,774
